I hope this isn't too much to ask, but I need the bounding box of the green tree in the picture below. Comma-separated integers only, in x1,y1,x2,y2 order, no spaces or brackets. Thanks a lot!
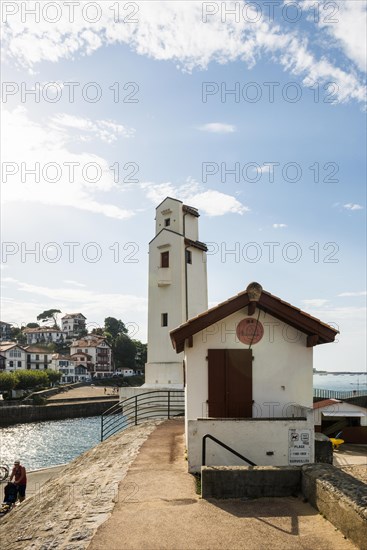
45,369,61,386
14,370,48,390
104,317,127,341
26,323,40,328
132,340,147,368
37,309,61,328
114,334,136,370
91,327,104,337
0,372,17,393
10,327,27,345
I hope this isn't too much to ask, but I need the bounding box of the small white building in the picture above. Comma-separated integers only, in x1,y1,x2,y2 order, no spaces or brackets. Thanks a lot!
70,336,112,378
51,353,91,383
23,327,67,345
314,398,367,444
0,342,27,371
61,313,86,338
170,282,338,473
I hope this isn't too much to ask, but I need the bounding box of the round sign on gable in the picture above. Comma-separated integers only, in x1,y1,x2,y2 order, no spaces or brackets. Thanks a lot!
236,318,264,345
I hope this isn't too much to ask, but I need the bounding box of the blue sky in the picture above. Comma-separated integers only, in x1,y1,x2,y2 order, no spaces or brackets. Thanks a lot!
1,1,366,371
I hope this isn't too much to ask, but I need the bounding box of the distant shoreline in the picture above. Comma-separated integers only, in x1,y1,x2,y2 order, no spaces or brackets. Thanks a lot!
313,371,366,375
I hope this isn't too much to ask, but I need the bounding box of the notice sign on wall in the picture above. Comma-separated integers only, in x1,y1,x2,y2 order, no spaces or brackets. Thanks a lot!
288,429,311,465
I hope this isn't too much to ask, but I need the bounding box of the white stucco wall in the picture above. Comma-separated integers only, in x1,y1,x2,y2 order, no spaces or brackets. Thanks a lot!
188,417,314,473
185,307,313,427
146,198,207,387
184,306,315,468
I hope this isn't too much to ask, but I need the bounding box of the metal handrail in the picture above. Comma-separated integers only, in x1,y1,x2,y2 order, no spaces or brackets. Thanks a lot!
202,434,256,467
314,388,367,399
101,390,184,441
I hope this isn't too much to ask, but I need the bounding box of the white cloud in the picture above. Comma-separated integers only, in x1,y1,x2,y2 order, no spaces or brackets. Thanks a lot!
273,223,287,229
198,123,236,134
1,2,365,104
50,114,134,143
338,291,367,298
302,299,329,308
301,0,367,73
1,279,148,339
1,107,135,220
141,179,249,216
63,280,86,288
343,203,363,211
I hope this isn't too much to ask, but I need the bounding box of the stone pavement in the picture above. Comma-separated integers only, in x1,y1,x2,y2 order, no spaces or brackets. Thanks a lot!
89,419,355,550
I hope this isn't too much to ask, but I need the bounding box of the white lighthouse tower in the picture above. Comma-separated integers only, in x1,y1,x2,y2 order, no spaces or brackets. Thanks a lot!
145,197,208,388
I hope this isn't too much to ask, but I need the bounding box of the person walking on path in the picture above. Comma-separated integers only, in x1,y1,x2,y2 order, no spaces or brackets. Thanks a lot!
10,460,27,502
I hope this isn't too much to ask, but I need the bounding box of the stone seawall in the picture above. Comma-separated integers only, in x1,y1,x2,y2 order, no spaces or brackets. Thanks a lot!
0,421,161,550
0,400,119,426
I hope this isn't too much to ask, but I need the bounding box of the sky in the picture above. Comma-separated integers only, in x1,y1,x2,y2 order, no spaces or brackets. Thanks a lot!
0,0,366,372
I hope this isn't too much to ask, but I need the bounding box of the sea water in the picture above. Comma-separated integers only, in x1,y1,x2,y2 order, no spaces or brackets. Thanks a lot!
0,416,101,471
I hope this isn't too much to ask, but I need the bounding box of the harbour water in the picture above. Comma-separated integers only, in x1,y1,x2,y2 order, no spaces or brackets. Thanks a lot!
0,373,366,471
313,372,367,393
0,416,100,471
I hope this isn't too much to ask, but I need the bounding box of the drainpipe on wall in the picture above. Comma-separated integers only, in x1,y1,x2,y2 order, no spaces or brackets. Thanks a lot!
183,212,189,321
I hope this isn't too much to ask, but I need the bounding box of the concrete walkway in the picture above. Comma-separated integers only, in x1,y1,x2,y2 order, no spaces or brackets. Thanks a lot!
89,419,355,550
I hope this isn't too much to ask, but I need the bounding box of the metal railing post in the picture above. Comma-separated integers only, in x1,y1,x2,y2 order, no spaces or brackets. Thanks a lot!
168,391,170,419
135,395,138,426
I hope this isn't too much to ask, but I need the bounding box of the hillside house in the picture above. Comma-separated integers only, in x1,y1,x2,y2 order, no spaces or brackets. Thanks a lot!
0,343,27,371
23,327,67,345
24,346,53,370
70,336,112,378
61,313,86,338
170,282,338,473
0,322,12,341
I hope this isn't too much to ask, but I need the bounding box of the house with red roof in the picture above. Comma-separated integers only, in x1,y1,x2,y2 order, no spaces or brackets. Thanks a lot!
170,282,338,472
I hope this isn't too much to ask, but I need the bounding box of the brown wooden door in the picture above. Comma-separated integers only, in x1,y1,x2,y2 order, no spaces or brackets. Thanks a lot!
208,349,253,418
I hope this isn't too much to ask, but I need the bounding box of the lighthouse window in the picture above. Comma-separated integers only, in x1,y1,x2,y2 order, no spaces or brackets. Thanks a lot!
164,218,171,227
161,313,168,327
186,250,192,264
161,251,169,268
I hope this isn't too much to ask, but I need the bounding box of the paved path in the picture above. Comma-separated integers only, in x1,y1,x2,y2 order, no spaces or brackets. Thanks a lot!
48,386,119,401
89,419,355,550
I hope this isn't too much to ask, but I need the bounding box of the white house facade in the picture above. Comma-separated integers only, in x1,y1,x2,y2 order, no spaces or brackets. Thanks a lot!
145,197,208,388
70,336,112,378
170,282,338,473
0,343,27,371
24,346,53,370
23,327,67,345
61,313,86,338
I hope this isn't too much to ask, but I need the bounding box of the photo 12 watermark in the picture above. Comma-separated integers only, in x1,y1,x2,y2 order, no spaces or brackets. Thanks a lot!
1,81,140,104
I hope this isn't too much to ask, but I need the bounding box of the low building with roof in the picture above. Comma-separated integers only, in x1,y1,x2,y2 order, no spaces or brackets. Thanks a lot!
313,398,367,443
170,282,338,473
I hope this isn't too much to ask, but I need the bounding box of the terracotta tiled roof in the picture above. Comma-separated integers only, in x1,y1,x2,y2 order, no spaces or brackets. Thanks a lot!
170,283,339,353
71,337,109,348
62,313,86,319
182,204,200,217
184,238,208,252
0,343,26,352
24,346,53,354
313,399,341,409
